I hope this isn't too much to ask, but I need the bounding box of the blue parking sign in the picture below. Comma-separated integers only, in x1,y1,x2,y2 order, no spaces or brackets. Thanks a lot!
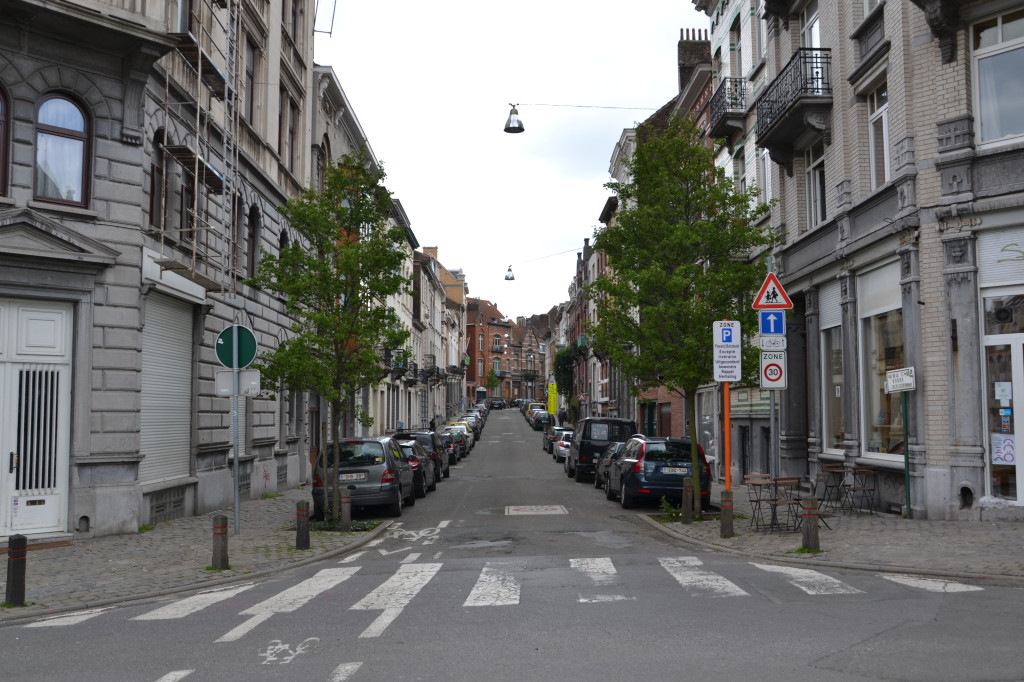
759,310,786,336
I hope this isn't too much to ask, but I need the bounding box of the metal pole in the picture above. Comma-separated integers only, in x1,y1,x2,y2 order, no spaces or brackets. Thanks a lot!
723,381,731,491
770,391,777,478
232,323,240,535
903,391,911,518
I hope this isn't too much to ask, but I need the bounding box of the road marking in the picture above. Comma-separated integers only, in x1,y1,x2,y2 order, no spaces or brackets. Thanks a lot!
133,583,255,620
329,662,364,681
217,567,360,642
339,551,365,563
464,563,521,606
25,606,118,627
751,563,863,595
155,672,193,682
401,553,422,563
659,557,749,597
880,574,984,592
351,563,442,638
571,557,634,603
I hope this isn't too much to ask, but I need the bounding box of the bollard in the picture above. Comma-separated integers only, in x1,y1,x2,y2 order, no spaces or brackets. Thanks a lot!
5,534,27,606
681,477,694,524
801,496,820,551
212,514,229,570
720,490,734,538
296,501,310,550
340,486,352,532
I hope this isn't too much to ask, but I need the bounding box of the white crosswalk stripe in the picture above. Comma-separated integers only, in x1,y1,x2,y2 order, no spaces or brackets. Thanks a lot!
751,563,863,595
464,562,521,606
24,606,118,627
133,583,255,621
571,557,633,603
659,556,749,597
351,562,442,638
879,574,984,592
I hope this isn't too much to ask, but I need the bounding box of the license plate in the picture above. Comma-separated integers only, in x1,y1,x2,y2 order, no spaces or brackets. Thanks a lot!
662,467,687,474
339,472,366,481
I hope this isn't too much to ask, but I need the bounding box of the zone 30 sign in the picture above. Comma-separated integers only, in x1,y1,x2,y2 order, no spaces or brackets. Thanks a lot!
760,350,787,390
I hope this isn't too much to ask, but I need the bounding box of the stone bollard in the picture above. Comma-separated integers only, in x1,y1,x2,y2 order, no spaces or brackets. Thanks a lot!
801,496,820,551
681,477,694,524
212,514,229,570
340,487,352,532
296,501,310,550
5,534,27,606
720,490,734,538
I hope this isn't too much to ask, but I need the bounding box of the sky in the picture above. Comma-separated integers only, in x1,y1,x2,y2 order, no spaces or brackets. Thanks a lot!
313,1,711,321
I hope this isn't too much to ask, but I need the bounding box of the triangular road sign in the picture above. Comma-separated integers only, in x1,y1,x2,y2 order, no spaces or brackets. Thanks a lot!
752,272,793,309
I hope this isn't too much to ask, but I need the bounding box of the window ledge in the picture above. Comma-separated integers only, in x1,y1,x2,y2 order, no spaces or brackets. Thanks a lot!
0,196,15,207
28,200,98,220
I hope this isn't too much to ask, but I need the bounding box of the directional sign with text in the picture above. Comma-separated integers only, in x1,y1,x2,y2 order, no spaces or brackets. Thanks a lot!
713,320,742,382
760,351,787,390
759,310,786,335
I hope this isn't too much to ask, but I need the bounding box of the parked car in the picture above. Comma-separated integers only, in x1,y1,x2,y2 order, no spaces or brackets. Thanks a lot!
446,423,474,451
604,435,711,510
449,420,477,445
593,442,625,490
489,398,507,409
530,410,552,430
442,426,469,458
460,413,484,436
543,425,574,454
438,432,459,466
522,401,544,417
311,436,414,519
553,430,573,463
565,417,637,482
397,440,437,498
394,430,449,480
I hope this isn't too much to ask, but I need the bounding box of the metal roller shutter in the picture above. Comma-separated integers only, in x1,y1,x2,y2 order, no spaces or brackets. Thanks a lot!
140,292,193,484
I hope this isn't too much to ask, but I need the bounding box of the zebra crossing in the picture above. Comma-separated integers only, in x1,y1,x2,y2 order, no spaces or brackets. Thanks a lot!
24,555,983,634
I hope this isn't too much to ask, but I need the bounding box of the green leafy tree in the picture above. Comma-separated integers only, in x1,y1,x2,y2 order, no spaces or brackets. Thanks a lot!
246,148,410,450
553,346,573,397
485,368,502,395
588,115,773,514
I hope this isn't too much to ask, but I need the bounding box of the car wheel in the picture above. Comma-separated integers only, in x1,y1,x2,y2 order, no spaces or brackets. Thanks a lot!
414,472,427,498
604,476,617,501
428,470,438,492
387,490,403,517
593,471,602,488
405,482,416,507
619,482,634,509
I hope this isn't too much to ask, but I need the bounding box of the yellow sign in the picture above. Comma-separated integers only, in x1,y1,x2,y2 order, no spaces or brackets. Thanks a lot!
548,381,557,415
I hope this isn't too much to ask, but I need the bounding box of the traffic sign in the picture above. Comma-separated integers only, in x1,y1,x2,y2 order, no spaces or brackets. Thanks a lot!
216,325,257,368
759,336,787,350
713,321,742,382
752,272,793,309
759,310,786,335
760,351,787,389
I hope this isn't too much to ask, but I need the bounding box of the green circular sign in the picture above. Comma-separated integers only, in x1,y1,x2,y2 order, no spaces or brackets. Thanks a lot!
216,325,257,368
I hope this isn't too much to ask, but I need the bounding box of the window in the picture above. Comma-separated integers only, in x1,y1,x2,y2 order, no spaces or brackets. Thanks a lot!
735,151,747,193
35,95,88,205
180,171,195,242
731,17,743,78
757,147,773,201
291,0,302,44
973,9,1024,145
313,146,325,191
867,81,889,189
244,39,258,124
477,359,484,377
287,99,299,173
492,357,500,373
755,2,767,62
822,326,844,450
246,205,261,276
861,308,904,454
149,132,165,230
801,0,820,48
0,90,7,194
478,333,484,351
805,141,826,228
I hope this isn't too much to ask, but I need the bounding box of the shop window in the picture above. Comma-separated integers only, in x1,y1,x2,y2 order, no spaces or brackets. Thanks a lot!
973,9,1024,145
35,95,88,205
861,308,904,454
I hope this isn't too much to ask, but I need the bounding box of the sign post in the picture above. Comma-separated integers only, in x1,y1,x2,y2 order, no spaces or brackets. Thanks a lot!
713,321,741,491
886,367,916,518
217,325,258,534
753,273,792,478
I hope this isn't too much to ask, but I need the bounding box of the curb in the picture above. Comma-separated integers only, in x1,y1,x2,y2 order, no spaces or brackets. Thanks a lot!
638,514,1024,589
0,520,393,627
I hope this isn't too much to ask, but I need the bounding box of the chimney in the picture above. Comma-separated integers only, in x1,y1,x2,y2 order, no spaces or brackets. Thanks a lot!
422,246,438,259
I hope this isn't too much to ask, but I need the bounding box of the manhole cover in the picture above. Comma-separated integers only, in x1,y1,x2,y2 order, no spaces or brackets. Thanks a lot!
505,505,568,515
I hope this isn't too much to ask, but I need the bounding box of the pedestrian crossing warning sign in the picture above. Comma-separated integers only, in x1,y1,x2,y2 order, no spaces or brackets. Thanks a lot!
752,272,793,309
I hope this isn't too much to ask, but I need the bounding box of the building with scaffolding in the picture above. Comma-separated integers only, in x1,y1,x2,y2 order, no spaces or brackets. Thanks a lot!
0,0,315,538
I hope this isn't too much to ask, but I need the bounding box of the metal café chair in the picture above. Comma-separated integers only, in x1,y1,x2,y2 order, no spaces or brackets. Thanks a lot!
851,467,878,515
743,473,772,531
767,477,802,532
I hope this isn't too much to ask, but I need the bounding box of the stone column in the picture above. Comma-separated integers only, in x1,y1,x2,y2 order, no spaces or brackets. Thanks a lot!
839,270,861,463
803,287,823,468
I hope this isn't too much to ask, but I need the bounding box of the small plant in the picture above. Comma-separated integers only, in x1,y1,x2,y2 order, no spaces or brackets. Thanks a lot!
205,565,232,571
788,547,823,554
2,601,34,608
138,524,156,533
659,497,682,522
261,492,283,500
309,519,381,533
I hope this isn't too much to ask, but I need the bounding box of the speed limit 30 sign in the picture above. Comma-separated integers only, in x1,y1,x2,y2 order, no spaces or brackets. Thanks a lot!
760,351,787,390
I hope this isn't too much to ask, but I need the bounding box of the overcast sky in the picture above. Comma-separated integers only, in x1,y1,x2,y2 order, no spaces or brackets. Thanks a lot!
313,1,710,321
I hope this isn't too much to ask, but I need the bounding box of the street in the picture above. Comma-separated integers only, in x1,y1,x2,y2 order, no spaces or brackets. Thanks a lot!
2,409,1021,682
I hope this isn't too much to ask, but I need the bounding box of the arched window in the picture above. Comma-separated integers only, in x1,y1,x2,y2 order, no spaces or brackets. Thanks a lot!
279,228,290,252
0,89,8,195
246,205,261,276
35,95,88,205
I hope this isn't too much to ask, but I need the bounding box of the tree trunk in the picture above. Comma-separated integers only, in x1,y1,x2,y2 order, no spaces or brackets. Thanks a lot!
687,388,702,517
331,397,343,524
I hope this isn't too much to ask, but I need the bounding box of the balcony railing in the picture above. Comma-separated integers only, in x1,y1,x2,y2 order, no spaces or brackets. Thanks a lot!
709,78,747,139
755,48,832,140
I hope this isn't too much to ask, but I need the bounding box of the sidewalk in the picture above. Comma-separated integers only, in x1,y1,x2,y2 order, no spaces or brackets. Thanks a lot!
647,481,1024,587
4,482,1024,626
0,486,389,625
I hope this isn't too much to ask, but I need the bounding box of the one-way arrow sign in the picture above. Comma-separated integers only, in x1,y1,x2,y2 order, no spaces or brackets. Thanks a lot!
759,310,786,335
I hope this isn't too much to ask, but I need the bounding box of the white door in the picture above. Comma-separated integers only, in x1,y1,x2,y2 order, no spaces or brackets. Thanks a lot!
0,300,72,537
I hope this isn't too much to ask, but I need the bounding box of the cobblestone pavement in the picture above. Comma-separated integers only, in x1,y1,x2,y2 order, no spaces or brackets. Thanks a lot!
0,486,389,624
4,481,1024,625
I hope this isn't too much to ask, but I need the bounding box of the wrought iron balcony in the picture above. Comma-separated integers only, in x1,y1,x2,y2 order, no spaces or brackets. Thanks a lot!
755,48,833,175
709,78,747,140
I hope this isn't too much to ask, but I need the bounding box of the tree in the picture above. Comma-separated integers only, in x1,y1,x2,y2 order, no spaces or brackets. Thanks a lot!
588,115,773,515
247,148,410,452
485,369,502,396
553,346,574,397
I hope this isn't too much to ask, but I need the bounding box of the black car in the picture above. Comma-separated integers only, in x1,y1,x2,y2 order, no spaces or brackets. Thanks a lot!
489,398,507,409
604,435,711,510
397,440,437,498
438,432,459,466
394,430,450,480
565,417,637,483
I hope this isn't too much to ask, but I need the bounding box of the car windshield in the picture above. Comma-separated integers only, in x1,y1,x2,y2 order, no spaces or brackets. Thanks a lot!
333,441,385,465
645,441,691,462
589,422,633,441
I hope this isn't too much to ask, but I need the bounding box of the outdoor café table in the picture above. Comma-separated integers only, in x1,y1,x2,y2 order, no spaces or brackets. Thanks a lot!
744,474,772,531
822,465,852,513
767,477,802,532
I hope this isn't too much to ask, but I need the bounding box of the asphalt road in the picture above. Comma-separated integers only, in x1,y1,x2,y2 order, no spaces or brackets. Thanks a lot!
2,409,1021,681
